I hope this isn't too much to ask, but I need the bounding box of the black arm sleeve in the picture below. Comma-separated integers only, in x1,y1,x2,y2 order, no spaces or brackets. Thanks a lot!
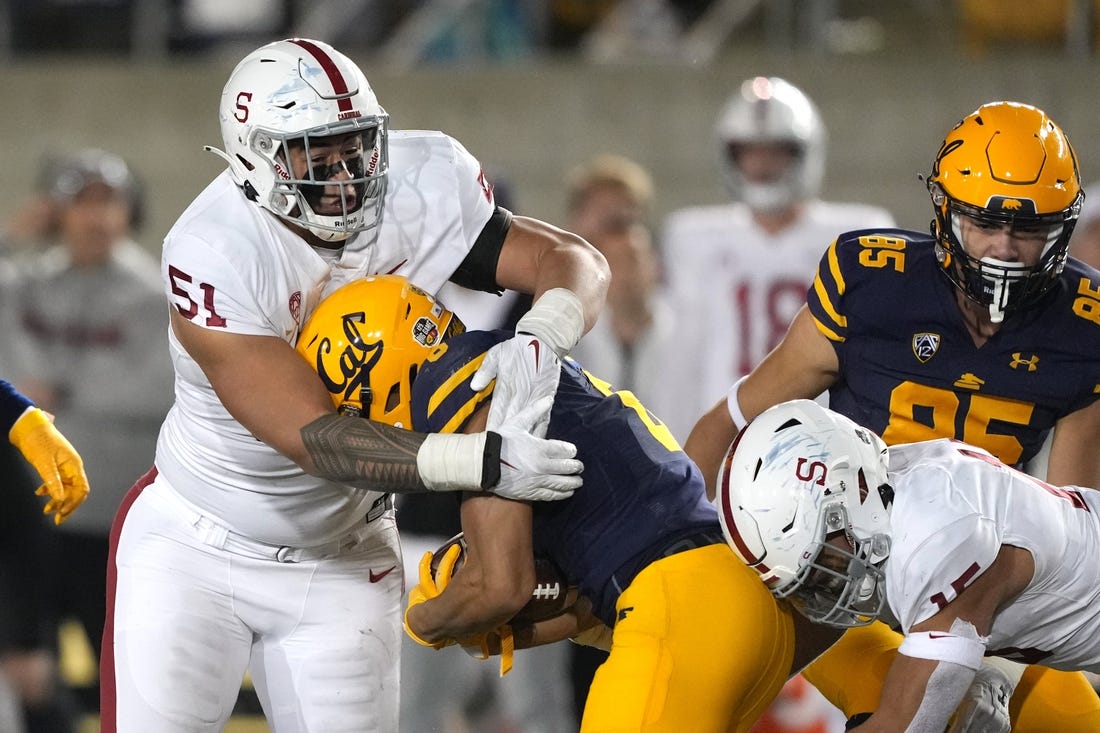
449,206,513,294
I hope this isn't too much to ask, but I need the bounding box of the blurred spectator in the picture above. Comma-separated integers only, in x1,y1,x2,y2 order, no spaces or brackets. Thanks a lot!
5,149,174,717
565,154,669,407
649,76,895,444
1072,181,1100,270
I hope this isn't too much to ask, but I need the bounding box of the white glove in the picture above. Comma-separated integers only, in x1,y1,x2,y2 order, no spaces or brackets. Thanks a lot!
470,288,585,438
490,396,582,501
470,332,561,438
947,660,1015,733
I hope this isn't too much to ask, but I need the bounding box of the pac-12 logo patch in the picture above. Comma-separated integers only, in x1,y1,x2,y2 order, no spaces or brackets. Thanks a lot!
412,317,440,346
912,333,940,363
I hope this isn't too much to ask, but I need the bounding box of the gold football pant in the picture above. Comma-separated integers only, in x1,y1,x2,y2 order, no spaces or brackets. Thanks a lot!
803,621,1100,731
580,544,795,733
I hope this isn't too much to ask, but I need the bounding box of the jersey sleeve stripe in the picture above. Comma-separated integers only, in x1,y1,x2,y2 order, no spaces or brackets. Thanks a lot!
825,240,847,296
426,354,487,415
811,314,845,343
812,275,846,330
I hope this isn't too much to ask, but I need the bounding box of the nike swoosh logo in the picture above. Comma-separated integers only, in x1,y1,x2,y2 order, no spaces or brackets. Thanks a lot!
369,565,397,583
527,338,541,369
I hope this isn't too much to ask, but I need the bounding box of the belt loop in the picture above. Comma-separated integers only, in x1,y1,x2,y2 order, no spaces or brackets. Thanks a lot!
197,517,229,550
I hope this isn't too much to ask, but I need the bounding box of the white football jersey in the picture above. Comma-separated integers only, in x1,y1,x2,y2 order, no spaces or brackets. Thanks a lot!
651,200,895,442
887,439,1100,673
156,130,496,546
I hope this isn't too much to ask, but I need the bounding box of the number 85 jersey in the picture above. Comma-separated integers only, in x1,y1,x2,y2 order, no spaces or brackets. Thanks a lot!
807,227,1100,467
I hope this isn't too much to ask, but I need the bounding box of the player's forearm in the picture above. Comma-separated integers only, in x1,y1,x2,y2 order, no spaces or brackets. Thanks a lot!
300,413,427,492
852,651,973,732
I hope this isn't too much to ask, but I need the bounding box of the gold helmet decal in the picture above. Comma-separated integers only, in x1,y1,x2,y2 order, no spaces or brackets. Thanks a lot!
296,275,464,427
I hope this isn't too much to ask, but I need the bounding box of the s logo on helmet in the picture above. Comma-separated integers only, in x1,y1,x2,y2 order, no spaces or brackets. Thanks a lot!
796,458,827,486
234,92,252,123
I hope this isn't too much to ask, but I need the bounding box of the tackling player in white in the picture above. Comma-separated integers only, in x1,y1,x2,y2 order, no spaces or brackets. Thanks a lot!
717,399,1100,732
102,38,607,733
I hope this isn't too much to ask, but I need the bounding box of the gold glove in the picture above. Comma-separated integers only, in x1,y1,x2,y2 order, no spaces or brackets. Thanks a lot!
9,408,89,525
403,546,461,649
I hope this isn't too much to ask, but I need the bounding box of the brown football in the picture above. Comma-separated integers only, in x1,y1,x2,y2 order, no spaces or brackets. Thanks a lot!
429,533,578,624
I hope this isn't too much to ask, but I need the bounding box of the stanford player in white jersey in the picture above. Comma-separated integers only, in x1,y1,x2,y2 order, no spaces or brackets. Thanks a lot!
718,400,1100,733
101,38,607,733
650,77,893,442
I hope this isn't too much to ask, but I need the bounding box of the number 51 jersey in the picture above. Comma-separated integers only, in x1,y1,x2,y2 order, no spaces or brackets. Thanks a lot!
807,228,1100,467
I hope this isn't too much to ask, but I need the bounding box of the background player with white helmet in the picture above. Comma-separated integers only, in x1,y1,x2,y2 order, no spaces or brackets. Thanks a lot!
101,38,608,733
717,398,1100,732
650,76,895,443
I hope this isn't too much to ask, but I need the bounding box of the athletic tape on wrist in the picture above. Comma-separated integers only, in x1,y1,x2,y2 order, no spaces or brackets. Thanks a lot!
898,619,986,670
516,288,585,357
725,375,750,432
417,432,488,492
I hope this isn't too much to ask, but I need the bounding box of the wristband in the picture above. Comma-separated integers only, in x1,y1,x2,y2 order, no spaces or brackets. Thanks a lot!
416,432,488,492
725,375,749,432
516,288,585,358
481,431,502,489
899,619,986,670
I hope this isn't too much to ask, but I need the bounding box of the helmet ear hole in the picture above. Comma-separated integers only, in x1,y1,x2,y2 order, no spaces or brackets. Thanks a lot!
384,383,401,415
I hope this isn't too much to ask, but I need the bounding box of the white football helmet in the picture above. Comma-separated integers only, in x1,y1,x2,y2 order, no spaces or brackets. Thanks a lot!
714,76,826,213
211,38,389,244
715,399,893,628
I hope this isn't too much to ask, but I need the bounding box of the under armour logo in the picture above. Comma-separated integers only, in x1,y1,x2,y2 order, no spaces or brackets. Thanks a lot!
1009,352,1039,371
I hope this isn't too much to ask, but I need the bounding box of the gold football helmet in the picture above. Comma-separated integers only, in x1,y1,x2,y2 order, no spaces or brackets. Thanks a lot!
927,101,1083,321
296,275,464,427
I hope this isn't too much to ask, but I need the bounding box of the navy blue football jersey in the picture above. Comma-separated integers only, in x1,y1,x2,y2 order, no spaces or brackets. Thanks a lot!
411,329,719,626
808,227,1100,466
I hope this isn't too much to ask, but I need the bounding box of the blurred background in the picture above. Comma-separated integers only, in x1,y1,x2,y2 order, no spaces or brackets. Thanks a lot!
1,0,1099,239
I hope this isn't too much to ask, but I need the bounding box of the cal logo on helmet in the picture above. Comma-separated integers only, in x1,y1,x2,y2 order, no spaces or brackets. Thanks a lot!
987,196,1036,215
296,275,463,428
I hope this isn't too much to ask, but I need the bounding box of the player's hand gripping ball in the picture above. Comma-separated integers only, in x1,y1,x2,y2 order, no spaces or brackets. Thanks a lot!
430,533,578,623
